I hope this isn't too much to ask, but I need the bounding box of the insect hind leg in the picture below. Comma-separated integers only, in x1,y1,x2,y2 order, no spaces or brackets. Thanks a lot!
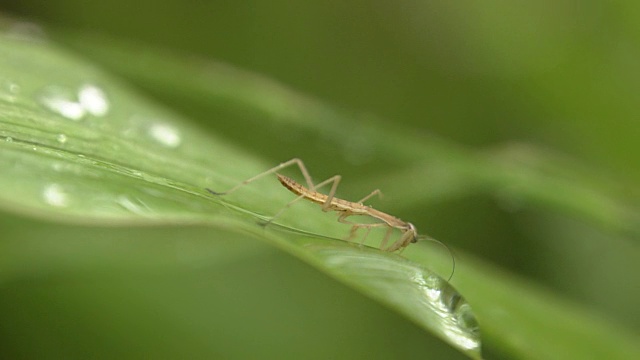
207,158,316,195
259,193,308,227
261,173,343,226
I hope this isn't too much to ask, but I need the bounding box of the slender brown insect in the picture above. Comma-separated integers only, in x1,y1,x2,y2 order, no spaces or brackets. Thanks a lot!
207,158,428,252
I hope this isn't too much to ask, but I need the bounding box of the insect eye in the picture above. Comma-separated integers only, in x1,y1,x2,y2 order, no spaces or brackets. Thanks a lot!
411,237,418,243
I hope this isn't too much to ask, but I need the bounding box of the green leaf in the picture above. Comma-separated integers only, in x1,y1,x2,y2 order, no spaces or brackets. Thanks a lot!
1,24,639,359
0,28,480,358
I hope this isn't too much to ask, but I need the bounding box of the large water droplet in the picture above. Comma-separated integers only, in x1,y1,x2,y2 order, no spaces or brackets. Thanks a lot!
413,272,480,351
148,123,182,148
305,245,482,357
78,84,109,116
42,183,69,207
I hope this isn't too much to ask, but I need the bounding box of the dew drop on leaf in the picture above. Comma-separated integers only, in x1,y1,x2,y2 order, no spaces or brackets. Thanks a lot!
310,246,482,357
0,79,20,102
148,122,182,148
38,86,86,121
78,84,109,116
42,183,69,207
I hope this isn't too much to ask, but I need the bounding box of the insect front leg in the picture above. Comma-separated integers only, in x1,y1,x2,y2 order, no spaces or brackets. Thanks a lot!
385,229,416,252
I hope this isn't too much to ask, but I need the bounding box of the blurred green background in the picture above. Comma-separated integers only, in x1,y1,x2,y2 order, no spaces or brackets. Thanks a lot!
1,1,639,359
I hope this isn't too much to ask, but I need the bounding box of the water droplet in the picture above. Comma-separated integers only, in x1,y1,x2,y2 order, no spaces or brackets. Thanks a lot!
78,84,109,116
0,80,20,102
37,84,110,120
51,162,64,172
307,246,482,357
38,88,86,121
148,123,182,148
5,137,13,143
9,83,20,94
56,134,68,144
43,183,68,207
413,272,480,351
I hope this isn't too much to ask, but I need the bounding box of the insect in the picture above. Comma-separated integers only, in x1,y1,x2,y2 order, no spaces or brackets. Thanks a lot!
207,158,430,252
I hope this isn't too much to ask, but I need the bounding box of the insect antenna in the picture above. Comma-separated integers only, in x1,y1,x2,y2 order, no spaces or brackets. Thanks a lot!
417,235,456,282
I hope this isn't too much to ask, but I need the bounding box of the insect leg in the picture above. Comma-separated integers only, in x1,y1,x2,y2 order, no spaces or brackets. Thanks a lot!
344,224,369,244
318,175,342,211
359,227,373,245
264,174,343,225
337,213,388,246
385,230,415,252
207,158,316,195
262,193,308,226
348,224,360,241
380,226,394,250
356,189,383,204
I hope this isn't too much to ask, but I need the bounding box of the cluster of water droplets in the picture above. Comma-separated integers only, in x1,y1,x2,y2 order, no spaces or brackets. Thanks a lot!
38,84,110,121
0,22,195,221
34,82,184,149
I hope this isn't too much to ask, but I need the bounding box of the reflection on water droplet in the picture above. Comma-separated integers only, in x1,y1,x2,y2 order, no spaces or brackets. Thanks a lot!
38,88,86,121
56,134,68,143
43,183,68,207
413,272,480,351
5,137,12,142
116,195,152,215
78,84,109,116
455,302,478,333
148,123,182,148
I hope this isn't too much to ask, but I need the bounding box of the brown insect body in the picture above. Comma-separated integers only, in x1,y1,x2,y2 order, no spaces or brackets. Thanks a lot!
207,158,419,252
277,173,417,251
